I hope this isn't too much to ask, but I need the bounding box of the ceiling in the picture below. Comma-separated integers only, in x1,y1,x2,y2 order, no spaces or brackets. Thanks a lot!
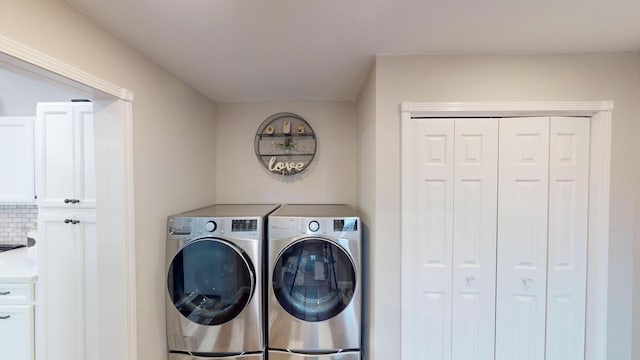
68,0,640,103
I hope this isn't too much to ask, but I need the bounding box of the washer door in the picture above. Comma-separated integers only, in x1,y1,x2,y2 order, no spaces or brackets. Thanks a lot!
167,238,255,326
272,238,356,322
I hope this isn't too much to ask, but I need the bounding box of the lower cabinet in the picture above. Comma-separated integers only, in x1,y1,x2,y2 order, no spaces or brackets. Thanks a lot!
37,210,96,360
0,284,35,360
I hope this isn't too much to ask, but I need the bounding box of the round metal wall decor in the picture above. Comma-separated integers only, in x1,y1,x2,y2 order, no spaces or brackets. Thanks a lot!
254,112,317,176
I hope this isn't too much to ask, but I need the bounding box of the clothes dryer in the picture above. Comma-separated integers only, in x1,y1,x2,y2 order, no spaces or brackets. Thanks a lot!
166,204,279,360
268,204,361,360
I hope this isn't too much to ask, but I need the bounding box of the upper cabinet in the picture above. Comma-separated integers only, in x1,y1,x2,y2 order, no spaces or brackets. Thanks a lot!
35,102,95,209
0,117,35,204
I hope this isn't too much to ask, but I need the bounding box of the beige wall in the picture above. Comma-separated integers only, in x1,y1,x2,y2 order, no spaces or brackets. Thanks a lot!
216,101,357,206
362,54,640,360
635,55,640,360
0,1,218,360
356,62,376,359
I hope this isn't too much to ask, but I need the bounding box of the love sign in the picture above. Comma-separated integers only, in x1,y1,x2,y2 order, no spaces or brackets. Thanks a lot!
268,157,305,174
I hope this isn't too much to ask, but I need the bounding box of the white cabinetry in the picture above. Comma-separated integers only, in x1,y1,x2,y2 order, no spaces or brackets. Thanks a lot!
36,102,95,209
37,212,96,360
401,116,590,360
0,117,35,203
0,283,35,360
35,101,96,360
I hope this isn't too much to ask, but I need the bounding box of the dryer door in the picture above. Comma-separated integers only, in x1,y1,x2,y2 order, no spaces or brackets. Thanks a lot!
167,237,255,326
272,237,356,322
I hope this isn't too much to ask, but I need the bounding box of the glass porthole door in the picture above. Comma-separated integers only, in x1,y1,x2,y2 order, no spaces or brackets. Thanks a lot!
272,238,356,322
167,238,255,326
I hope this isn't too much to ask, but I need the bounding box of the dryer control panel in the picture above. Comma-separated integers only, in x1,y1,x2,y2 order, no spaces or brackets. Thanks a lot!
168,216,262,240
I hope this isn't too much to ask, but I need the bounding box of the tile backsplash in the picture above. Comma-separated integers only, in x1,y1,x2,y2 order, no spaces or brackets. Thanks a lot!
0,205,38,245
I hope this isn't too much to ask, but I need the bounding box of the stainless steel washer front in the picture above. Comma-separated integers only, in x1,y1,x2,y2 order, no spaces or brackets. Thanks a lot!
268,204,362,355
166,204,279,358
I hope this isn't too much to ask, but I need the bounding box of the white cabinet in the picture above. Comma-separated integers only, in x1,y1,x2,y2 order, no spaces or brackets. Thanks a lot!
37,211,96,360
0,283,35,360
0,117,35,203
401,116,590,360
35,101,97,360
36,102,95,209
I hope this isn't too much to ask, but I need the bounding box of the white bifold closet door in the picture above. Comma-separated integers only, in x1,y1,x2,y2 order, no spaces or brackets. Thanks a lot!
546,117,590,360
495,117,550,360
402,116,589,360
495,117,589,360
401,118,498,360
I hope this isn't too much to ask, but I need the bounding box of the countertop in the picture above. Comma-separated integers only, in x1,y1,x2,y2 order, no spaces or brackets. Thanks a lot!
0,244,37,283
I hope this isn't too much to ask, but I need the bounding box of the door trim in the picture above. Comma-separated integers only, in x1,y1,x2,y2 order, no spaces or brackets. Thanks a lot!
1,36,137,360
400,101,611,360
0,35,134,102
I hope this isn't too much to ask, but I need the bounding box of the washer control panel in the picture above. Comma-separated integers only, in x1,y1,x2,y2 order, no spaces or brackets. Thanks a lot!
297,217,360,237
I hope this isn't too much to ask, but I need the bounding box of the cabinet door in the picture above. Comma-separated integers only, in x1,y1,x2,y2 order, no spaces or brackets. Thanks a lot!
37,211,96,360
496,117,549,360
0,117,35,203
74,103,96,208
0,305,34,360
36,102,95,209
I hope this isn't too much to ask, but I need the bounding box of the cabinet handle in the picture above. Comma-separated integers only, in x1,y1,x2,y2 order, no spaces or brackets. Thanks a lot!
64,219,73,224
465,276,476,284
64,199,73,204
0,315,10,320
72,199,80,204
522,277,534,285
71,220,81,225
0,291,10,296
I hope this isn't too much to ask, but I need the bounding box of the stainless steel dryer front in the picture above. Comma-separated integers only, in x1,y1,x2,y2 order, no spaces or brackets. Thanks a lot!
166,204,279,360
268,204,361,360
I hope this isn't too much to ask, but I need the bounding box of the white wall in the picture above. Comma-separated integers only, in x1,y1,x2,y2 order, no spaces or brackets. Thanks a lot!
361,54,640,360
0,2,218,360
0,66,84,116
216,101,357,206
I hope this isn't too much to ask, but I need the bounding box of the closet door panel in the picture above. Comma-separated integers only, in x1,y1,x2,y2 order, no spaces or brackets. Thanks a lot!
452,119,498,360
546,116,589,360
496,117,549,360
401,119,454,360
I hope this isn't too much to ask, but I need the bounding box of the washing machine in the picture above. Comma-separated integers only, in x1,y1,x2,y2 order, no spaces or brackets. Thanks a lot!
268,204,361,360
166,204,280,360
